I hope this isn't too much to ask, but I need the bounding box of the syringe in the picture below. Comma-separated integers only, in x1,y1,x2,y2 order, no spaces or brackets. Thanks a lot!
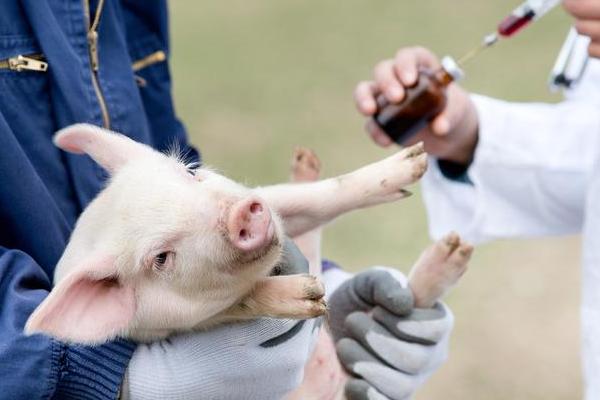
457,0,562,66
497,0,561,38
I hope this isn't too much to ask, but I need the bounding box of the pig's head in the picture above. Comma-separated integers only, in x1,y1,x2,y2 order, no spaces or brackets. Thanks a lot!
25,124,285,344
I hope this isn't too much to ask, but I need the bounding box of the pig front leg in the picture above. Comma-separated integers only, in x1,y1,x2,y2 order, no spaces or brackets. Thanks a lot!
218,275,327,322
257,142,427,237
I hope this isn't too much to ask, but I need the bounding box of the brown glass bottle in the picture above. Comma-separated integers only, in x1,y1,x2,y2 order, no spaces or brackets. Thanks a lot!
373,56,463,144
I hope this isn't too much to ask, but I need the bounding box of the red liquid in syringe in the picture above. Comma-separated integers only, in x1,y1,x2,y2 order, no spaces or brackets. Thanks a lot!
497,9,536,37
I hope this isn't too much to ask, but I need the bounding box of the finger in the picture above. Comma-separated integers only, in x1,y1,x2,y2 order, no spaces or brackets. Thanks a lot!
430,112,451,136
365,119,394,147
337,337,381,372
351,269,414,315
429,84,468,136
373,60,405,103
355,81,380,116
345,379,389,400
372,303,453,345
344,312,434,374
199,317,308,347
589,42,600,58
271,238,309,276
575,20,600,39
563,0,600,19
393,46,440,87
337,338,418,400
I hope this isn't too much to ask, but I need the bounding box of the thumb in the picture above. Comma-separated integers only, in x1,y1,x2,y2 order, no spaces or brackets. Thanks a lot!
430,112,451,136
430,84,470,136
328,268,414,341
351,268,413,315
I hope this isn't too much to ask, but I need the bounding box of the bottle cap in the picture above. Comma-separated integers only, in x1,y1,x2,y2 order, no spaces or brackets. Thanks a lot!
441,56,464,82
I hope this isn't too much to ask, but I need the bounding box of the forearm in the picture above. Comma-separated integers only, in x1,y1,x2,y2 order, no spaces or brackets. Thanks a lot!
0,248,135,400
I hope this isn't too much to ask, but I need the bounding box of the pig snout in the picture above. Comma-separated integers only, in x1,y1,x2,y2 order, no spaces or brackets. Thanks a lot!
227,197,274,252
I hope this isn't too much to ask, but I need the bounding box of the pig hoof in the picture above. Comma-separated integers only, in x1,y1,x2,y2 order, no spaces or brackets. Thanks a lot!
302,274,325,300
397,142,428,181
303,277,327,317
420,231,471,271
291,147,321,182
307,298,328,317
403,142,425,159
410,153,428,181
442,231,461,252
366,142,428,202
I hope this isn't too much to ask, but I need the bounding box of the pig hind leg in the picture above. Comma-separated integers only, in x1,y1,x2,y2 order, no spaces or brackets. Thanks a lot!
408,232,473,308
289,147,322,275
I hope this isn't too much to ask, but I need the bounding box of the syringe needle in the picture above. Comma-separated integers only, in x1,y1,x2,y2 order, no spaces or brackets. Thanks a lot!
456,33,499,67
483,33,499,47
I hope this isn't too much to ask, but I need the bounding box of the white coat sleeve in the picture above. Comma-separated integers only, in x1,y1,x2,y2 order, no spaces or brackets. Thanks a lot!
422,60,600,244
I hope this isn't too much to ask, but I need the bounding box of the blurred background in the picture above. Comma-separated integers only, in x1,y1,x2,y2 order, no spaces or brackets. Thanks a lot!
169,1,580,398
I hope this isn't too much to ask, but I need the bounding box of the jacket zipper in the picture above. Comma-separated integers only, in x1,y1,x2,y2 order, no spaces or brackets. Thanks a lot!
0,54,48,72
132,50,166,72
83,0,110,129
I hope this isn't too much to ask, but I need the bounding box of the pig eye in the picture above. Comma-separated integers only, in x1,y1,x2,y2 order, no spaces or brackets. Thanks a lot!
153,251,172,271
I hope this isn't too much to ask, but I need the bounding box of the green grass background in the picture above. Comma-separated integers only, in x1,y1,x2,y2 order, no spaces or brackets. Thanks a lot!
169,1,581,398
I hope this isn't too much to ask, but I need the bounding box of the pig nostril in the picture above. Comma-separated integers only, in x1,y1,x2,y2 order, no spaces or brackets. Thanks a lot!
249,202,263,214
239,229,249,241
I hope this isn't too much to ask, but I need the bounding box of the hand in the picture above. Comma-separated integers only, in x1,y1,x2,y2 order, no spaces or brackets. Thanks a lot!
354,47,479,164
328,267,453,400
564,0,600,57
123,238,321,400
124,318,320,400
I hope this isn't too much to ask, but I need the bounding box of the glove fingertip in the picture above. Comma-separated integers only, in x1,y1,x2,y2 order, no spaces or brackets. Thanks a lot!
346,379,388,400
345,378,371,400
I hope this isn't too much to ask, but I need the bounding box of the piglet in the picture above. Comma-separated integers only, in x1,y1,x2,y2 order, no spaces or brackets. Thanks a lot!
26,124,428,345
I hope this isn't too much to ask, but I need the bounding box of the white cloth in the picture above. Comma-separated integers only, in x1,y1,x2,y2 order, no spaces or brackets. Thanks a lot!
421,59,600,399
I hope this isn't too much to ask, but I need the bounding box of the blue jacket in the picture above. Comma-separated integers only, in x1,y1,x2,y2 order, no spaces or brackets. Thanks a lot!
0,1,198,398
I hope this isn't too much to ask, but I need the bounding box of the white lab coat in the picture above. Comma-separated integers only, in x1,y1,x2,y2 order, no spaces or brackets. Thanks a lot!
421,59,600,399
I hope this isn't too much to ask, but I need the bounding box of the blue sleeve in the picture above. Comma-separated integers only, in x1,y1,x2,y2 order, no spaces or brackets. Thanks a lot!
0,248,136,400
121,0,201,165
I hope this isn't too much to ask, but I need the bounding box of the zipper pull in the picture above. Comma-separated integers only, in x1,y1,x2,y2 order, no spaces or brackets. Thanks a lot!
88,31,99,71
8,55,48,72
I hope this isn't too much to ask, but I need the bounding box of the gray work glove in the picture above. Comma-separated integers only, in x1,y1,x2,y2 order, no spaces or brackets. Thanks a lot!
328,267,453,400
123,239,321,400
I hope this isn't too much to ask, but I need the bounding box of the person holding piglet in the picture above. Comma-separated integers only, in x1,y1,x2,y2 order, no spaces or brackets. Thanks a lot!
0,1,453,399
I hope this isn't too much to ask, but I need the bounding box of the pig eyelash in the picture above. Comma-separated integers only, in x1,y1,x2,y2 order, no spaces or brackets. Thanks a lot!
185,161,200,171
185,163,200,177
152,251,174,272
165,144,199,173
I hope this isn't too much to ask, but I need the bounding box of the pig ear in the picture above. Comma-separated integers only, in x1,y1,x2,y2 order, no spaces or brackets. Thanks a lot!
54,123,154,174
25,256,136,344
